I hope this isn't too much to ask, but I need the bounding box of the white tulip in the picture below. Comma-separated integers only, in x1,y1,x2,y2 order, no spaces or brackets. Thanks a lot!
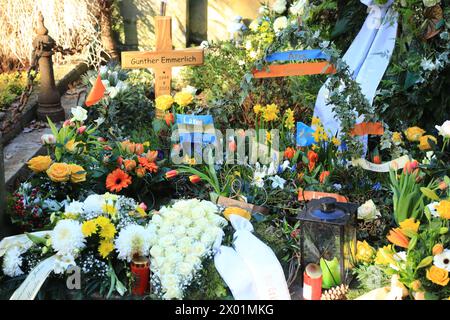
435,120,450,139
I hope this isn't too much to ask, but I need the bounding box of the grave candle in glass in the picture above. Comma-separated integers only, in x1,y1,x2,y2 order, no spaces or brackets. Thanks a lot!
131,256,150,296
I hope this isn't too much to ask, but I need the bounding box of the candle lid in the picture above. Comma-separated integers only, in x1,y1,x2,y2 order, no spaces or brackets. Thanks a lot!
305,263,322,279
132,256,149,266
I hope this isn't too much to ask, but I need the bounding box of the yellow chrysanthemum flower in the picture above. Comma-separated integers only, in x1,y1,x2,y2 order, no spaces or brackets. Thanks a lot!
95,216,111,228
263,104,279,122
100,222,116,240
98,240,114,258
82,220,97,237
284,108,295,130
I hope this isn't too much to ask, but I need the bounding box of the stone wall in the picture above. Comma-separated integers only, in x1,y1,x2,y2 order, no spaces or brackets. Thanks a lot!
118,0,272,49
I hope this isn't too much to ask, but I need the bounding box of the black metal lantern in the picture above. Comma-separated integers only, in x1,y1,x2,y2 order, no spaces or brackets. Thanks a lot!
298,197,358,289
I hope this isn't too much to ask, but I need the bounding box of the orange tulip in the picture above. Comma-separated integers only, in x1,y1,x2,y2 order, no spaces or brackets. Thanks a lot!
165,113,175,126
403,160,419,174
189,175,201,184
284,147,295,160
387,228,410,248
124,159,136,172
135,166,146,178
134,143,144,155
307,150,318,172
319,171,330,183
146,150,159,163
165,170,178,179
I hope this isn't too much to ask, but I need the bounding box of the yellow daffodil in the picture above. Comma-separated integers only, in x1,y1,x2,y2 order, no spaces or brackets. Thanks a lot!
332,137,341,146
263,104,279,122
311,117,321,126
284,108,295,130
253,104,263,115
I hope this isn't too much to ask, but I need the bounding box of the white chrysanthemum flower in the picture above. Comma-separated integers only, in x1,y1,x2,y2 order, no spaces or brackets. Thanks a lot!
2,247,24,277
434,249,450,271
51,220,85,255
53,253,76,274
115,224,151,262
83,194,104,213
65,201,84,215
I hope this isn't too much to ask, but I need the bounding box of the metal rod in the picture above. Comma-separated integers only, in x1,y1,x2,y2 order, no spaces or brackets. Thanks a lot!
0,134,7,238
160,0,167,16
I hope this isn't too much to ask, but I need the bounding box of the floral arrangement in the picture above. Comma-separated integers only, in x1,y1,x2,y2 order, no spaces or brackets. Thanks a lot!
148,199,227,299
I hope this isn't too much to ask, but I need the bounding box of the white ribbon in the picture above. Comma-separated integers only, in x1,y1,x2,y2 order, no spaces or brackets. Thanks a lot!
214,215,291,300
313,0,398,152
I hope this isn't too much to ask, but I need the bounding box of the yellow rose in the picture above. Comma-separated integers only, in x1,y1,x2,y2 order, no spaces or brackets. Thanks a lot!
399,218,420,234
68,164,86,183
356,240,375,263
426,266,449,286
432,243,444,256
65,139,81,153
436,200,450,219
375,245,395,265
155,95,174,111
174,92,194,107
223,207,251,221
46,162,71,182
405,126,425,142
27,155,52,173
419,135,437,151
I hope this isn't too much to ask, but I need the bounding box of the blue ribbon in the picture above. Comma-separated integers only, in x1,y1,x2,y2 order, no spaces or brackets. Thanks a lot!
176,114,214,126
296,122,316,147
265,49,330,63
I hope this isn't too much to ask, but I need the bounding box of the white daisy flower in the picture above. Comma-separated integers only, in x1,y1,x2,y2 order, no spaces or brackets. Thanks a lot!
434,249,450,271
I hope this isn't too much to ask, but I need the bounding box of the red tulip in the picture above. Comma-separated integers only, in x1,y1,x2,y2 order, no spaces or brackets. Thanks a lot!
228,139,237,152
284,147,295,160
403,160,419,174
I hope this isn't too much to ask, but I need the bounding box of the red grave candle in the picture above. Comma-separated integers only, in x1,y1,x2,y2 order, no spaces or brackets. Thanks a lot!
131,256,150,296
303,263,322,300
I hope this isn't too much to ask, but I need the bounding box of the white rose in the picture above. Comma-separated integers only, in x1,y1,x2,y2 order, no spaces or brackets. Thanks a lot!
179,217,193,228
273,16,288,33
165,251,182,264
190,242,206,257
164,287,183,300
290,0,308,16
258,5,269,15
41,134,56,145
151,214,163,226
160,262,176,275
187,226,202,238
357,199,381,221
435,120,450,139
71,106,88,123
65,201,84,215
83,194,104,213
423,0,440,8
184,254,201,267
177,262,194,277
182,85,197,96
272,0,287,14
200,201,218,215
159,235,176,247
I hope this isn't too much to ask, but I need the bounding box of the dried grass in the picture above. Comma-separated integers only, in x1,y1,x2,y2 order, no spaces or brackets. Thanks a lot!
0,0,107,71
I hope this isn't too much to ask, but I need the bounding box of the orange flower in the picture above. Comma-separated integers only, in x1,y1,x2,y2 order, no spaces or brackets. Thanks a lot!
135,166,146,178
138,157,158,173
145,150,158,162
319,171,330,184
106,168,132,193
189,175,201,184
387,228,410,248
124,159,137,171
307,150,318,172
165,113,175,126
120,140,136,154
284,147,295,160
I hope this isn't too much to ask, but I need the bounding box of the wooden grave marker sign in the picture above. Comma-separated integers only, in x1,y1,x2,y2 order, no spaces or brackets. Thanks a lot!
121,15,204,98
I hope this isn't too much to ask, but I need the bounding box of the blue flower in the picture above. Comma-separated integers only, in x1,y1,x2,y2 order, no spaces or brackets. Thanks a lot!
372,182,382,191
